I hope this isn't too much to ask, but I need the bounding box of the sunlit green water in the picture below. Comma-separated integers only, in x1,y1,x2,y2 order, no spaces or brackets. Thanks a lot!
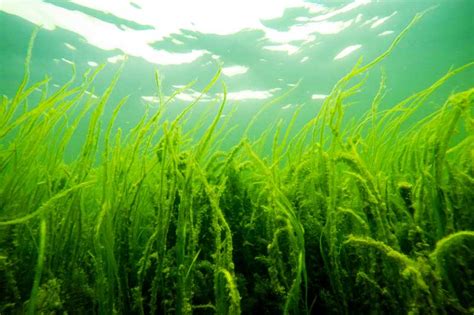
1,0,473,131
1,1,473,314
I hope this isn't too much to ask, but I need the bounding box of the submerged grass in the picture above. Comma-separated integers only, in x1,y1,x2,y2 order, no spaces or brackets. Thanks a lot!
1,13,474,315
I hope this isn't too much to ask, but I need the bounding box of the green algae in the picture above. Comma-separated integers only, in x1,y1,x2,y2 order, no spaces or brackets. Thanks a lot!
1,14,473,315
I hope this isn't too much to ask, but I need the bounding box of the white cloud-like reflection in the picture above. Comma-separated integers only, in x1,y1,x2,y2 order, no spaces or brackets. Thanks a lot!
334,45,362,60
1,0,381,65
222,66,249,77
2,0,404,103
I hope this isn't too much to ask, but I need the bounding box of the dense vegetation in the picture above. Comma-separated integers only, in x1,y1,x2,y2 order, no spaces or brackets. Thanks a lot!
1,14,473,314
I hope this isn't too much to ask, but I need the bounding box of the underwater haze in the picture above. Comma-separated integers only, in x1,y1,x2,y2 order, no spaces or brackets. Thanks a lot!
1,0,474,314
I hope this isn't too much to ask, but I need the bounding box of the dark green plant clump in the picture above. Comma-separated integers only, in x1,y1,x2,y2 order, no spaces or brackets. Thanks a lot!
1,14,473,314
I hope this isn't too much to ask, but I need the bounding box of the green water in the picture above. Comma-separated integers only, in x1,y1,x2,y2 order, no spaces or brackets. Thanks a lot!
0,1,473,314
1,1,472,129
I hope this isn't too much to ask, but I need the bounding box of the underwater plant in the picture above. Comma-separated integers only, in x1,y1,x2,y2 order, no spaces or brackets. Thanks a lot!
1,11,473,315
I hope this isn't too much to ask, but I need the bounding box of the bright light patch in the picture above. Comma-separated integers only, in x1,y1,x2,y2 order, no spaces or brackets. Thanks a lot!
295,17,310,22
107,55,127,64
222,65,249,77
1,0,371,66
263,44,299,55
141,96,160,103
85,90,98,99
378,30,394,36
175,90,212,102
224,90,273,101
263,19,353,50
1,0,207,65
61,58,74,65
64,43,76,50
303,20,353,35
175,94,196,102
334,44,362,60
371,12,397,29
362,16,378,26
312,94,328,100
183,34,198,40
87,61,99,67
171,39,184,45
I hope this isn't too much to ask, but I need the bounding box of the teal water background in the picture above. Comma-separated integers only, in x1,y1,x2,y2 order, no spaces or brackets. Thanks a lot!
1,0,473,150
